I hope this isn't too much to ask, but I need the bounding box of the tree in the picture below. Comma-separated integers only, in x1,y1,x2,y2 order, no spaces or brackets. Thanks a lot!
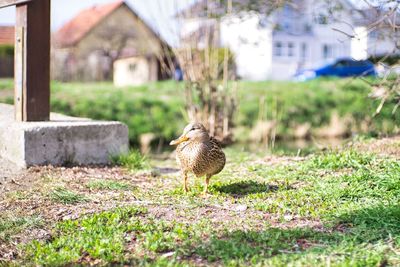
164,0,286,144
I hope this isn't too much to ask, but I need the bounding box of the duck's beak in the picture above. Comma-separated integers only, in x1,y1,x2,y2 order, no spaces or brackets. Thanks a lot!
170,135,189,145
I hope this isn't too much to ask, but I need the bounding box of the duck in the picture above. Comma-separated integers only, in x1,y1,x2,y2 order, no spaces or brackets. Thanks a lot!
170,122,226,194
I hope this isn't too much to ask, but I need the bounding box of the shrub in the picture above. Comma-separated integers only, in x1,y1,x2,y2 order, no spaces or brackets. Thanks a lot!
50,86,185,145
237,78,399,137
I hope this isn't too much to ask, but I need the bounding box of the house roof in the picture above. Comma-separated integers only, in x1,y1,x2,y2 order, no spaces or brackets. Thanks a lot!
0,26,14,46
55,0,125,48
55,0,170,50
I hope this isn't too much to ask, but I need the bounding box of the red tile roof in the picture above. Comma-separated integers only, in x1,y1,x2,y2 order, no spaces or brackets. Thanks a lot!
0,26,14,45
55,0,124,48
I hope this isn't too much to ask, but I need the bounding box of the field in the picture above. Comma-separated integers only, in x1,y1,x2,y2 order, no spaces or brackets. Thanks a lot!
1,78,399,265
0,78,399,145
1,137,400,266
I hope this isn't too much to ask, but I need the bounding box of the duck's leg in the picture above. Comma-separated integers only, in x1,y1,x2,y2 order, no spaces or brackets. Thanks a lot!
202,174,212,195
183,171,189,192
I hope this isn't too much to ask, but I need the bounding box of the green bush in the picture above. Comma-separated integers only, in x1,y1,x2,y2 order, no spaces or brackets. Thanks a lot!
0,45,13,57
50,83,185,145
237,78,399,137
0,77,13,90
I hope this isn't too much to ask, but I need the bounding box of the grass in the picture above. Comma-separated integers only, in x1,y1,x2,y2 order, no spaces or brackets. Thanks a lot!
0,78,398,144
111,149,149,171
2,144,396,266
244,151,400,219
0,78,12,90
49,187,89,205
86,179,133,191
25,207,147,265
0,215,43,242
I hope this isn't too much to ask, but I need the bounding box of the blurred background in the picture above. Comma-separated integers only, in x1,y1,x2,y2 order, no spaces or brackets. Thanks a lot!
0,0,399,155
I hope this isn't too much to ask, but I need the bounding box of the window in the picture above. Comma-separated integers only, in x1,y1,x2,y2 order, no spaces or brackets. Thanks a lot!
301,43,307,58
128,63,137,72
283,22,290,32
304,24,312,33
333,60,348,68
314,14,328,24
288,42,295,57
274,42,283,56
322,44,334,59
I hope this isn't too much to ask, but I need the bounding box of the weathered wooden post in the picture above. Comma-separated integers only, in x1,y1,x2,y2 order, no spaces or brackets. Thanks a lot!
0,0,50,121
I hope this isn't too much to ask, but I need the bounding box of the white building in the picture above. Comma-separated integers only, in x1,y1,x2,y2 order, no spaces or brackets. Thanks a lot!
180,0,397,80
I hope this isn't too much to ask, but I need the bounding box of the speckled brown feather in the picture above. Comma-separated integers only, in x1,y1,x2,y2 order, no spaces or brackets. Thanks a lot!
176,136,225,177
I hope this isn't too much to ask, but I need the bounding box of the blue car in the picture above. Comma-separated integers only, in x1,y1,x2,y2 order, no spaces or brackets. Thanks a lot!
294,58,376,81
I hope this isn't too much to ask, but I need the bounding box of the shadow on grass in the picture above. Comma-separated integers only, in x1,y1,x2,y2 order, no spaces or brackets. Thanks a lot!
23,203,400,266
187,204,400,265
211,180,281,196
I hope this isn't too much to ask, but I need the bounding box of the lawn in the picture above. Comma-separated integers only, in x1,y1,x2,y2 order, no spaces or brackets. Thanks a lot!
0,78,399,145
1,137,399,266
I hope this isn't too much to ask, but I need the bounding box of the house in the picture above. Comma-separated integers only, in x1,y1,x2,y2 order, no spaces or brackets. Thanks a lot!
53,0,171,84
179,0,398,80
0,25,14,78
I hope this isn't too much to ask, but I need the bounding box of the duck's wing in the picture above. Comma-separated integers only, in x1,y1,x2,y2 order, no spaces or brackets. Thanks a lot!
209,136,223,149
208,136,226,169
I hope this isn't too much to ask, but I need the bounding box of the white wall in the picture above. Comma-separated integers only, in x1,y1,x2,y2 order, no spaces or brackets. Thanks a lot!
367,29,400,57
180,17,218,49
114,56,156,87
351,27,368,60
221,13,273,80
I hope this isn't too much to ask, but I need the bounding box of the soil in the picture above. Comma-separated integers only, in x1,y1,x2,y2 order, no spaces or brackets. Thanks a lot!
1,135,399,262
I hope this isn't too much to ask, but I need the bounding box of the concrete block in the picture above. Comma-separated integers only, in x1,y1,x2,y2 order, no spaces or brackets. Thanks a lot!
0,104,129,168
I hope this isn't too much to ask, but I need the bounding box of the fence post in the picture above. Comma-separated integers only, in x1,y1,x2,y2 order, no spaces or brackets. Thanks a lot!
14,0,50,121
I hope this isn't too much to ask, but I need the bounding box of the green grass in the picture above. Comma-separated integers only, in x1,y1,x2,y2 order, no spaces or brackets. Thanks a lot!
1,78,398,145
111,150,149,171
25,207,147,265
15,148,400,266
243,150,400,219
0,215,43,241
49,187,89,205
86,179,133,191
0,78,13,90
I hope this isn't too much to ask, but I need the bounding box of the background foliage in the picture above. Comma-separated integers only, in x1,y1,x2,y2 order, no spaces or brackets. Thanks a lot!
0,78,399,145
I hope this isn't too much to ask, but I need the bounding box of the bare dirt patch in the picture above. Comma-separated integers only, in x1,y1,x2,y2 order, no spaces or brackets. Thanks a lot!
353,135,400,158
0,157,324,263
262,155,306,166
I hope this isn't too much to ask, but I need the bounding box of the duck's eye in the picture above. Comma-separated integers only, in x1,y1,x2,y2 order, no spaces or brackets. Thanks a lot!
191,127,196,131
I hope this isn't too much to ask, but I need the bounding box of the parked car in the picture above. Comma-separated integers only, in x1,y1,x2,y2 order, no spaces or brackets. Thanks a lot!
294,58,376,81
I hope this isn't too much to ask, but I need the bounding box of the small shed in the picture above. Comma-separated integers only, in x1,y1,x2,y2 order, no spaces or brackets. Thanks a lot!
53,0,171,82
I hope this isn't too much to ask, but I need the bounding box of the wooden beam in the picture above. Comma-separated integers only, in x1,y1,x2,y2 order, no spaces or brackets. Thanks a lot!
0,0,31,8
15,0,50,121
14,26,24,121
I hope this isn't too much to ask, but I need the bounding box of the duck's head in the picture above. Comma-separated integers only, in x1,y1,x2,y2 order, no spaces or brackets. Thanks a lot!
170,122,209,145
